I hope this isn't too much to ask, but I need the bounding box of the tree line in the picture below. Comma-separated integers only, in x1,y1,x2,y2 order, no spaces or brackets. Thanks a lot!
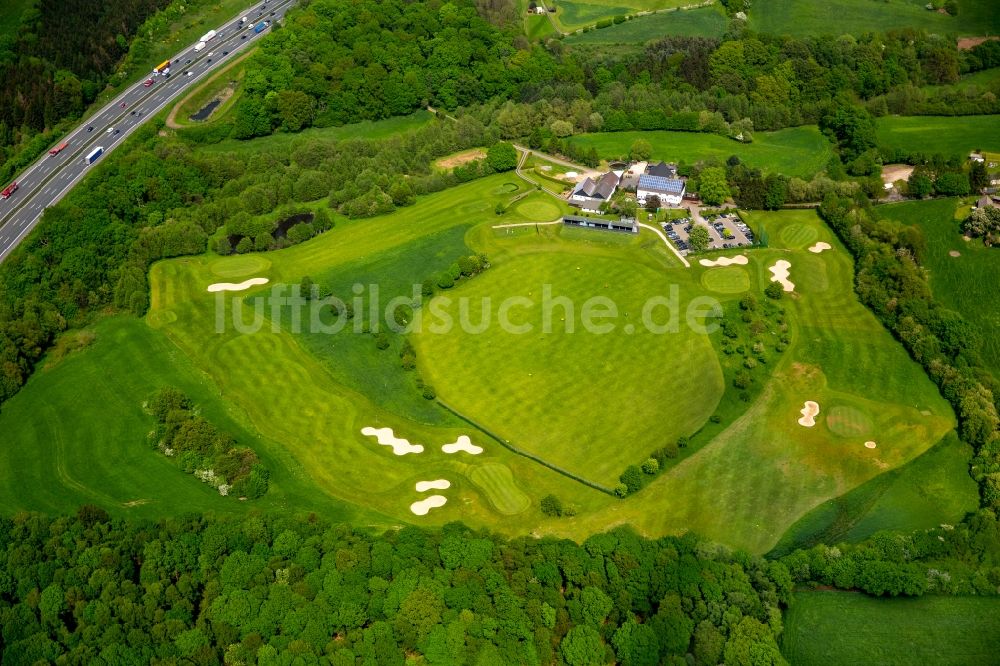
0,510,791,665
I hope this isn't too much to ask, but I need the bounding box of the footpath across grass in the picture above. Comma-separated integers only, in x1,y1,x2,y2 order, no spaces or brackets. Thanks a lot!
565,5,728,42
782,591,1000,665
876,115,1000,156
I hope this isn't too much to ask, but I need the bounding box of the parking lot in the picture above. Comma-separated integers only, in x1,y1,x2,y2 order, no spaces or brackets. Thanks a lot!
661,212,755,255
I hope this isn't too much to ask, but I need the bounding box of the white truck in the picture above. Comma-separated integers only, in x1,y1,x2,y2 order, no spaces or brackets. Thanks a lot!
194,41,206,52
199,29,217,43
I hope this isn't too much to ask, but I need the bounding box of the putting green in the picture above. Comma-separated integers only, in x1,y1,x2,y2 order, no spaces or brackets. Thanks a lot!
413,251,725,486
513,197,562,222
826,405,874,438
210,254,272,278
701,266,751,294
779,223,819,249
469,463,531,515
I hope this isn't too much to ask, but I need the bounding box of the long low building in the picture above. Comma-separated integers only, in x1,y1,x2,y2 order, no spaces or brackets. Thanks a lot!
563,214,637,233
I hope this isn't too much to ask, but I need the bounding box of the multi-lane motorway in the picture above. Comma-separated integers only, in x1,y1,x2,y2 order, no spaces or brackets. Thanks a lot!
0,0,297,262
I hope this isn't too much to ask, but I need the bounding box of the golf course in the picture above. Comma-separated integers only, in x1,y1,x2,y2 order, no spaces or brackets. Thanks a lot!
0,173,961,553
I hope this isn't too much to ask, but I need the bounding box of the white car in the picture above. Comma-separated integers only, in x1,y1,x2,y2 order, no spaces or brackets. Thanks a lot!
186,71,194,76
106,127,115,134
207,52,214,57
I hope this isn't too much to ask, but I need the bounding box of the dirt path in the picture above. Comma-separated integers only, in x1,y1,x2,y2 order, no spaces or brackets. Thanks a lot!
165,49,255,129
958,36,999,50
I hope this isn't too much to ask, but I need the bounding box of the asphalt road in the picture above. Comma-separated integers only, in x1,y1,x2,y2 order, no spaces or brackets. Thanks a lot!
0,0,297,262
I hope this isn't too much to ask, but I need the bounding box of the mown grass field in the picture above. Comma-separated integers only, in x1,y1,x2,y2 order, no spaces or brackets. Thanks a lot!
145,174,611,528
749,0,1000,37
770,431,977,554
170,49,255,127
546,209,953,552
555,0,695,31
924,66,1000,93
876,115,1000,156
571,127,834,178
412,227,720,486
0,316,376,523
782,591,1000,665
565,5,728,42
199,111,434,154
878,198,1000,377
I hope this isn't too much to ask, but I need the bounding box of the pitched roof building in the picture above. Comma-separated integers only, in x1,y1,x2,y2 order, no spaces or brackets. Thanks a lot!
569,171,619,212
636,173,686,206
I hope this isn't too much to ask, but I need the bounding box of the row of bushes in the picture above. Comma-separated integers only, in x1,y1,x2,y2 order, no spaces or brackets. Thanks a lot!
145,387,270,499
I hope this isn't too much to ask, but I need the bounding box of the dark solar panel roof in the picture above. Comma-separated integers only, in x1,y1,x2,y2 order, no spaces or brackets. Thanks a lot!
638,174,684,194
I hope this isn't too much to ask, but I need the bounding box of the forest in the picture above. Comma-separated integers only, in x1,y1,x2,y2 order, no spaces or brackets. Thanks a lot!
0,511,790,665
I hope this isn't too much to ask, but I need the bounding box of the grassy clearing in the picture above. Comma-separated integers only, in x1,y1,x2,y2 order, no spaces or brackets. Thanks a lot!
876,115,1000,156
878,198,1000,376
199,111,435,154
565,5,728,42
770,431,977,555
924,66,1000,93
571,127,834,178
782,591,1000,665
413,228,723,486
550,209,953,552
749,0,1000,38
170,49,254,127
555,0,696,31
0,0,33,38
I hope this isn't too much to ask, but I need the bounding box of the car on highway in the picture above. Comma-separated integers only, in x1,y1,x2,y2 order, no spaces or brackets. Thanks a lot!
186,71,194,76
114,129,120,135
241,34,247,39
130,111,136,116
120,102,127,108
185,59,191,64
106,127,115,134
87,126,94,132
207,52,214,57
207,58,212,63
223,50,229,55
143,78,154,87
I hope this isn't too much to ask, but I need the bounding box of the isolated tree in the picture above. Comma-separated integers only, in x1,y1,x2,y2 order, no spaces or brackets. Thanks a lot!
970,160,989,191
687,225,710,252
540,494,563,516
486,142,518,172
764,282,784,300
698,167,730,206
645,195,661,211
550,119,574,137
629,139,652,161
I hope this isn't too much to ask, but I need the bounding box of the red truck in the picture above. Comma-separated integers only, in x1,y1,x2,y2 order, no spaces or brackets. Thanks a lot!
1,181,17,199
49,142,68,156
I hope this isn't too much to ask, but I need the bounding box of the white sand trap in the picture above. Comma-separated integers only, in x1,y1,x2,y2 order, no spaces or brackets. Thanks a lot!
441,435,483,455
361,427,424,455
207,277,269,292
798,401,820,427
410,495,447,515
415,479,451,492
769,260,795,292
808,242,832,254
699,255,749,267
864,441,877,449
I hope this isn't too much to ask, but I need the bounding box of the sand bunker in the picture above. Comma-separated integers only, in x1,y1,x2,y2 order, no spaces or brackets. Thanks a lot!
410,495,447,515
442,435,484,455
699,255,749,267
415,479,451,492
798,401,820,427
361,427,424,455
207,277,269,292
808,242,832,254
864,441,877,449
769,260,795,292
949,250,961,257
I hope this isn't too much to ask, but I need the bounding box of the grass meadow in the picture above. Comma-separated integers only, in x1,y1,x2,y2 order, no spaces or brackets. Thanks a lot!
571,127,834,178
554,0,695,31
0,0,33,37
170,49,254,127
565,5,728,43
198,111,434,154
782,591,1000,665
878,198,1000,377
748,0,1000,38
876,115,1000,156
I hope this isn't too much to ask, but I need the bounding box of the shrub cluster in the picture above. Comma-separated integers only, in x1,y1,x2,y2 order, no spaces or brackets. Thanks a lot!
146,387,269,499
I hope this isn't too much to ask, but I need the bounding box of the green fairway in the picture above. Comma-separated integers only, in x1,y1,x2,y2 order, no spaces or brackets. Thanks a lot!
412,236,724,486
876,115,1000,156
0,316,375,522
770,432,977,554
550,209,953,552
571,127,834,178
878,198,1000,376
565,5,728,42
749,0,1000,37
199,111,434,154
782,592,1000,665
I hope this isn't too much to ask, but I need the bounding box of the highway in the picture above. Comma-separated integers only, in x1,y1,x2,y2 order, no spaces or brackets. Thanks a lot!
0,0,297,262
